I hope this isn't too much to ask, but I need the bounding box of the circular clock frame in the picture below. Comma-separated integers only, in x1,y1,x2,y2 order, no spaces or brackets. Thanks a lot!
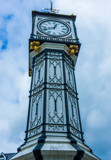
37,19,71,37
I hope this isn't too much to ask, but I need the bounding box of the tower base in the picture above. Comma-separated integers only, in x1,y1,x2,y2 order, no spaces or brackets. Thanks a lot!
10,135,100,160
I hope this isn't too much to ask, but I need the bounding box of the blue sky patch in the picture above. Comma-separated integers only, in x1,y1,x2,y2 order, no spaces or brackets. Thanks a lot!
0,29,8,50
4,14,14,21
0,14,14,50
1,40,8,50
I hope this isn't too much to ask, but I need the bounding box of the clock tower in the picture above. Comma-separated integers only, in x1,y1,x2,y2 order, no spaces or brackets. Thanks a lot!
11,9,100,160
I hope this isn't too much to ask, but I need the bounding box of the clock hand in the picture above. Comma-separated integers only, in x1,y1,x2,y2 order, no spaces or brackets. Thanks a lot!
42,27,53,30
53,24,57,29
47,27,54,30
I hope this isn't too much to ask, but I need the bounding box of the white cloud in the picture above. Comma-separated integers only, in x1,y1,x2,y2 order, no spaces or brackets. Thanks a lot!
0,0,51,153
87,109,108,129
0,0,111,159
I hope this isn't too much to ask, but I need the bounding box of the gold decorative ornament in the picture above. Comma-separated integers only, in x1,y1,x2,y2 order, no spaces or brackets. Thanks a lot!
35,41,40,45
30,42,33,50
69,45,74,49
51,9,55,12
34,46,40,52
29,69,32,77
69,49,75,55
30,41,41,52
69,44,79,56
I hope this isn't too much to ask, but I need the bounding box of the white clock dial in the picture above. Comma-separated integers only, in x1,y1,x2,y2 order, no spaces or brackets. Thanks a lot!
37,19,71,37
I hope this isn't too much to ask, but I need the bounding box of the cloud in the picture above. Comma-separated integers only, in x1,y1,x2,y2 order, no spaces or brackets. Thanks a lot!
0,0,111,159
0,0,51,153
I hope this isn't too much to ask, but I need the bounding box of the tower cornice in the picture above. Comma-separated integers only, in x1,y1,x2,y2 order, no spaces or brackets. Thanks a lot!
32,10,76,20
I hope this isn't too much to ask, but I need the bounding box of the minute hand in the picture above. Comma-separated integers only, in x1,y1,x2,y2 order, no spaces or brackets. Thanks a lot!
47,27,54,30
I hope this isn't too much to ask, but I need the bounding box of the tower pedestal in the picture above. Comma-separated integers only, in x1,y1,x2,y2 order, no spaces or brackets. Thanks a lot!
11,136,99,160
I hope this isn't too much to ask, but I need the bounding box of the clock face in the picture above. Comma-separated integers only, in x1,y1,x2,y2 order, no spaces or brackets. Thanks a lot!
37,19,71,37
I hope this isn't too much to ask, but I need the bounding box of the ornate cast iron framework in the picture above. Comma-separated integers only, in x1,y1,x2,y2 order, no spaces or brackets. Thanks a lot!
25,48,83,142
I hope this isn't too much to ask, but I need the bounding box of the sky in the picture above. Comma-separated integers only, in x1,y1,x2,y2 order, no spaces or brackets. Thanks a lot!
0,0,111,159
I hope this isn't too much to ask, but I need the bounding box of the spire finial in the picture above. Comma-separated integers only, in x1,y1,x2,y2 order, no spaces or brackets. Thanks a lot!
50,0,53,10
42,0,59,14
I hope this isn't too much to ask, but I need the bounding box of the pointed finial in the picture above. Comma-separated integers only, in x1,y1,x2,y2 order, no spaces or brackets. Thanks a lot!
50,0,56,12
42,0,59,14
50,0,53,10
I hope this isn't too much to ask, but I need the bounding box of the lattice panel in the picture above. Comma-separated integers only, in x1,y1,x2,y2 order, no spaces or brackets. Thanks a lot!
47,51,63,84
26,49,83,140
48,89,64,123
28,91,43,131
65,62,75,91
32,61,44,90
67,92,82,140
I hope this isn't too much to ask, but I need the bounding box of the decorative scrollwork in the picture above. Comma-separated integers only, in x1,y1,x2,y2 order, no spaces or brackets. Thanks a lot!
48,90,64,125
48,125,64,132
30,116,41,129
48,111,64,124
31,85,44,96
29,92,42,130
28,126,42,138
70,127,81,139
66,63,74,90
49,59,62,84
48,51,62,58
49,90,62,100
68,93,80,131
70,115,79,130
48,83,62,89
33,61,44,89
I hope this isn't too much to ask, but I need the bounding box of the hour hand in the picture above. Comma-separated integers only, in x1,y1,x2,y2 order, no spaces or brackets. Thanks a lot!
54,24,57,29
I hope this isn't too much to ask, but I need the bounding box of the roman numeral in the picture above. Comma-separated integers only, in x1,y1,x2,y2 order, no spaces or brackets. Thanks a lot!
62,30,66,33
62,28,67,30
